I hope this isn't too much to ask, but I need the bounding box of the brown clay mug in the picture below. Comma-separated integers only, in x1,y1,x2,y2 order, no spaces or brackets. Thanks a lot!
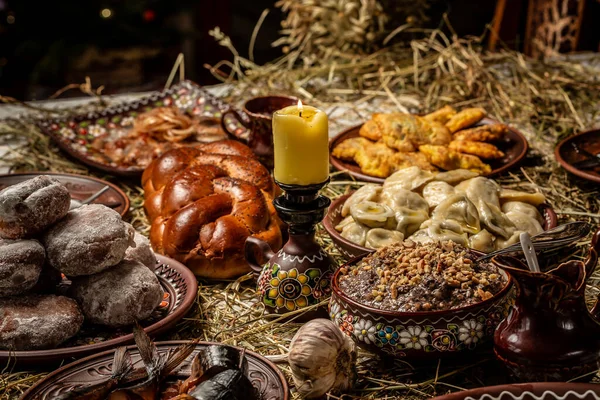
220,96,298,168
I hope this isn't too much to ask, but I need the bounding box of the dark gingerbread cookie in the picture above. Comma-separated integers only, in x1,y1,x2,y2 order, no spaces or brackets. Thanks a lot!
0,238,45,297
124,230,157,270
43,204,135,276
69,259,163,327
0,176,71,239
0,294,83,350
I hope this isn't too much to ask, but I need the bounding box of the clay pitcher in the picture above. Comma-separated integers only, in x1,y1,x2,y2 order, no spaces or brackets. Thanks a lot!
492,229,600,381
245,233,337,320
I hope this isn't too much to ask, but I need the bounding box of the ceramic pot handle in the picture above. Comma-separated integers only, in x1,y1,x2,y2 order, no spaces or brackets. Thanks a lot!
245,237,275,277
220,108,251,141
585,228,600,276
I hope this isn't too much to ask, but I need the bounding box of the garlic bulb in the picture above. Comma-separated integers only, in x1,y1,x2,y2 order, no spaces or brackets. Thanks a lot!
288,318,357,399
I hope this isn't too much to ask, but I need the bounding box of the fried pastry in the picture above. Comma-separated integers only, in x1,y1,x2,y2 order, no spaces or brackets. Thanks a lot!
374,113,451,151
354,141,397,178
423,105,457,124
419,145,492,174
393,152,438,172
453,124,507,142
448,140,505,159
332,137,374,161
359,120,383,141
445,108,486,133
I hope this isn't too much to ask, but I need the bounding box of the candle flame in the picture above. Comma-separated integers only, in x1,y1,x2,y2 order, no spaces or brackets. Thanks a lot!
298,100,303,116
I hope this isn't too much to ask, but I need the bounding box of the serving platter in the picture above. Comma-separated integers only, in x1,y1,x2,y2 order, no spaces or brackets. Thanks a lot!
35,80,245,177
0,172,130,217
20,341,290,400
431,382,600,400
323,193,558,260
330,118,529,184
555,128,600,184
0,254,197,366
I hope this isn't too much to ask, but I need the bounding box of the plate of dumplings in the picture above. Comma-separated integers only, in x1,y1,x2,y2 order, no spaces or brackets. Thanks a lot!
0,176,197,365
323,166,557,260
330,106,528,183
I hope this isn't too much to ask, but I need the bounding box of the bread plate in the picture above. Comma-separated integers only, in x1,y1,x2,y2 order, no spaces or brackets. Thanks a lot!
20,341,289,400
0,254,197,366
330,118,529,184
323,193,558,260
0,172,130,217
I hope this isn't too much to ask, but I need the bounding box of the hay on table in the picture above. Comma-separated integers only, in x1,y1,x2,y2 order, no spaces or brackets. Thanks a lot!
2,30,600,400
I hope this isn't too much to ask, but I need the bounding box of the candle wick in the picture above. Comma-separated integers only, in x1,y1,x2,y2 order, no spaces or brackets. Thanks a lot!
299,111,302,117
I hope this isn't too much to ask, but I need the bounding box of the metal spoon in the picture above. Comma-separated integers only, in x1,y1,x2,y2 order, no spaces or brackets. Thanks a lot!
519,231,541,273
477,221,590,261
69,185,110,210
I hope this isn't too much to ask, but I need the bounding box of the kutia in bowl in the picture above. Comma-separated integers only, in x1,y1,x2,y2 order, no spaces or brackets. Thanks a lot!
329,240,513,359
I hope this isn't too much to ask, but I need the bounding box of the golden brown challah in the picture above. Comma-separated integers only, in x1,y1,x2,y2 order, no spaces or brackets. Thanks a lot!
142,140,283,279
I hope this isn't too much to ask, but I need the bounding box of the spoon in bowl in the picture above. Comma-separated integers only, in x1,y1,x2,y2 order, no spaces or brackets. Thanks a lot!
69,185,110,210
519,231,541,273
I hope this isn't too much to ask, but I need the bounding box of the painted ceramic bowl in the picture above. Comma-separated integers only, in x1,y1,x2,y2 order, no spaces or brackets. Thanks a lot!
323,193,559,260
329,253,514,360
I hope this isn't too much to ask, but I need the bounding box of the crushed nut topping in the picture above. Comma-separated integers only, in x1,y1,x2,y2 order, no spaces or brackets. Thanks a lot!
338,240,506,312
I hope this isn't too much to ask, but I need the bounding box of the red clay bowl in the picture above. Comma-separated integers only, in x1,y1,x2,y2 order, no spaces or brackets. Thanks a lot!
323,193,559,260
329,253,514,360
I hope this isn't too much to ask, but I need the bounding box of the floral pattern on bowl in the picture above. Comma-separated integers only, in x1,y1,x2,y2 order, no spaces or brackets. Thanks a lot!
329,256,514,360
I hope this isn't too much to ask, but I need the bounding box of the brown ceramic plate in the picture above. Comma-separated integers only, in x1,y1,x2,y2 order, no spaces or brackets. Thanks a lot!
555,129,600,184
20,341,289,400
0,172,130,217
0,254,197,366
35,80,244,177
431,382,600,400
330,118,529,184
323,193,558,260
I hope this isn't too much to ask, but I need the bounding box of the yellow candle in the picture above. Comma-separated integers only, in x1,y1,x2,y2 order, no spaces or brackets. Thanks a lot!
272,101,329,185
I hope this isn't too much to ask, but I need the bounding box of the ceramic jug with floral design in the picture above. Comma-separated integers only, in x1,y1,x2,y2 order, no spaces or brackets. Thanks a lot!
492,229,600,381
246,233,336,320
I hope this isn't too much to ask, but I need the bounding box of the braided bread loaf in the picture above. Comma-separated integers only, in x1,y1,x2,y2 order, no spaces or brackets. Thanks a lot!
143,140,283,279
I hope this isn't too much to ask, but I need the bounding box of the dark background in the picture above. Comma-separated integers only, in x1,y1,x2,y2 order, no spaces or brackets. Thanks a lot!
0,0,598,101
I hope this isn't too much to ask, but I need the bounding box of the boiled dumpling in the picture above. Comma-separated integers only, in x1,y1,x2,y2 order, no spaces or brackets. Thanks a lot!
455,177,501,207
469,229,495,253
432,169,478,185
365,228,404,249
395,208,429,237
414,219,468,246
342,184,382,217
341,222,369,246
380,187,429,214
383,166,434,192
350,201,396,229
505,210,543,236
499,189,546,206
422,181,456,209
477,200,516,239
501,201,543,224
335,215,355,232
431,193,480,234
495,230,523,250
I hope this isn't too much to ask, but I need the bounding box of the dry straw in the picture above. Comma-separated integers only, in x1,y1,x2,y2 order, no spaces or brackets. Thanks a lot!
2,17,600,400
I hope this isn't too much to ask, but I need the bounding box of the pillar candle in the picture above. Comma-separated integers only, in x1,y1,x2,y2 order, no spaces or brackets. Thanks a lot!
272,101,329,185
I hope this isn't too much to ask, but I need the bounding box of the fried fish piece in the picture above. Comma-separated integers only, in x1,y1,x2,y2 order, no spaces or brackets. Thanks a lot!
332,137,374,161
452,124,508,142
354,141,397,178
445,108,486,133
419,144,492,174
448,140,505,159
392,152,438,172
373,113,451,152
423,105,457,124
358,120,382,141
